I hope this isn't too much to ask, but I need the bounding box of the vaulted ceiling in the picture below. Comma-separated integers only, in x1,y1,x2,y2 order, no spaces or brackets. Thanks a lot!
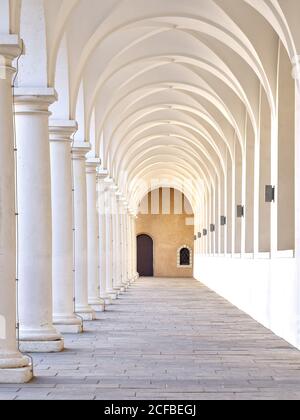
8,0,300,213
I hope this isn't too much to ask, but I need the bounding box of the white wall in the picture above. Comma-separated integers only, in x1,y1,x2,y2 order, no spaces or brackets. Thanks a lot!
194,254,298,349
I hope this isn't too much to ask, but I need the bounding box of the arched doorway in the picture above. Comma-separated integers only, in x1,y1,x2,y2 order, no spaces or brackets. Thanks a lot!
137,234,154,277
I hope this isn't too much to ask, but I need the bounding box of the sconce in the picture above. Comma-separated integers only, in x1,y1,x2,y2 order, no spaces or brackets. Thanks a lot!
220,216,227,226
265,185,275,203
237,205,244,218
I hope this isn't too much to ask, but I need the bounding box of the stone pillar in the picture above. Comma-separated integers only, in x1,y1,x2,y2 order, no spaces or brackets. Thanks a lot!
126,212,131,282
86,158,105,312
295,80,300,347
49,120,82,334
117,196,127,292
111,190,123,293
15,88,64,353
14,87,64,353
120,200,130,289
97,170,111,305
0,36,32,382
104,180,117,299
132,214,139,280
128,213,135,283
72,142,95,320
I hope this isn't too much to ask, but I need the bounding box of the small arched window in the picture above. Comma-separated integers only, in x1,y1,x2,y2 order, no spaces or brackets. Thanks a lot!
177,245,193,268
180,248,190,266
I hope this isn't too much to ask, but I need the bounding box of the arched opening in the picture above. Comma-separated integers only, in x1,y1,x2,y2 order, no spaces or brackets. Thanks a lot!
178,246,193,268
136,188,194,277
137,234,154,277
180,248,190,266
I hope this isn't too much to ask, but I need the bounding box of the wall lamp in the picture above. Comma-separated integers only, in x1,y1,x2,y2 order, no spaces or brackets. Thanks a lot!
237,205,244,218
210,224,215,233
265,185,275,203
197,232,202,239
220,216,227,226
203,229,208,236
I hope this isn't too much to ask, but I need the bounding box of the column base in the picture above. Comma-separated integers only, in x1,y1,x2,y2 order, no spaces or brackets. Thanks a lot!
55,323,83,334
75,305,95,321
0,365,33,384
89,298,105,312
76,311,95,321
109,292,118,300
103,297,112,305
54,315,83,334
19,338,64,353
90,303,105,312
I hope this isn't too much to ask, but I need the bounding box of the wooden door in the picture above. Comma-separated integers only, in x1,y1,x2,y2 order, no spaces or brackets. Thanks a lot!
137,234,154,277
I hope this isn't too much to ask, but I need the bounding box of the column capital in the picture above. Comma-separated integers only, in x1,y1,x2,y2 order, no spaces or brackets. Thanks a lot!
116,193,124,201
72,141,91,161
97,169,109,180
86,157,101,174
14,87,58,115
0,34,22,65
49,120,78,143
110,185,119,194
103,177,115,195
115,191,124,201
129,211,137,219
104,177,114,184
104,177,115,188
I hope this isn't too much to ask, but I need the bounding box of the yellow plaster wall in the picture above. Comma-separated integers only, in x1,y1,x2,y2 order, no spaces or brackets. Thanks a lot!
136,189,194,278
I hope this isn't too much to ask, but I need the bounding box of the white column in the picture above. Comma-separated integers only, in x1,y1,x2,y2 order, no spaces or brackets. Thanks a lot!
126,213,132,282
117,197,127,291
295,81,300,347
128,213,135,283
0,37,32,383
123,209,130,284
110,188,119,294
49,121,82,334
112,190,123,292
72,142,95,320
104,180,117,299
86,158,105,312
15,87,64,353
97,170,112,305
120,200,130,289
132,214,139,280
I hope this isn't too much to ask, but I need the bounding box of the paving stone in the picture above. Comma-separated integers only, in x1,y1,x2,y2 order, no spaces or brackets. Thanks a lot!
1,277,300,400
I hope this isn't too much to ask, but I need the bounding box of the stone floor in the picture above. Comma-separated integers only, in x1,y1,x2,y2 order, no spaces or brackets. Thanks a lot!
2,277,300,400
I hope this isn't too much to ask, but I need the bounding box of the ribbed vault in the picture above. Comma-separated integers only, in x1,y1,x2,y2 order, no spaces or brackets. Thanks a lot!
11,0,298,220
